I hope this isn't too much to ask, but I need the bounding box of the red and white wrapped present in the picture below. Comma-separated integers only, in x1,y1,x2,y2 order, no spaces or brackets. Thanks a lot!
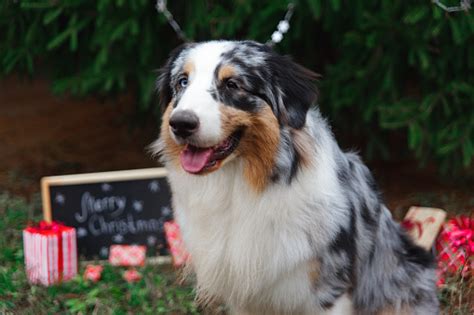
109,245,146,266
23,221,77,286
435,215,473,286
164,221,189,267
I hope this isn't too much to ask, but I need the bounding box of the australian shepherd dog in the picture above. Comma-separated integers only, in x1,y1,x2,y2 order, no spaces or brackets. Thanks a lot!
151,40,439,315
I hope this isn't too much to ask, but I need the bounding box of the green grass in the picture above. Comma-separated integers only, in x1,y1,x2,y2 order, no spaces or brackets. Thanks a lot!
439,273,473,315
0,192,471,314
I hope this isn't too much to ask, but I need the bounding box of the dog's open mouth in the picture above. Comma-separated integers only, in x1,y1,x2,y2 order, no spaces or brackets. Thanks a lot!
179,130,243,174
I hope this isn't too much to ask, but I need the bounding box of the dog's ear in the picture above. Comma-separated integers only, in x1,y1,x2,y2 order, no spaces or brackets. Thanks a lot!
156,43,192,112
269,54,319,129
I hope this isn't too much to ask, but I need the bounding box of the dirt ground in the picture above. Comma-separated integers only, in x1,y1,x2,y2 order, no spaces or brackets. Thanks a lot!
0,76,473,218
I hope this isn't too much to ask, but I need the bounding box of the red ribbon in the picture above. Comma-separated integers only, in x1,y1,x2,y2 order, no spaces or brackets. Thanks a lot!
26,221,69,282
401,216,435,238
401,218,424,237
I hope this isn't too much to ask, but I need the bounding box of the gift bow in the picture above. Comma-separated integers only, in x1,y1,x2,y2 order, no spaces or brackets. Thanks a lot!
436,215,474,286
123,268,142,283
27,220,66,233
84,264,103,282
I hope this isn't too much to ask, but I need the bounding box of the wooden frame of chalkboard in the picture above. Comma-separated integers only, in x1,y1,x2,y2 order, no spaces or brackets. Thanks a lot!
41,168,168,222
41,168,172,259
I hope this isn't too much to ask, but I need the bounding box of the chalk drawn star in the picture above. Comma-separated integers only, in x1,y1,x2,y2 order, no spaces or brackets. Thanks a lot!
101,183,112,192
100,247,109,257
161,206,171,216
158,218,165,231
148,180,160,193
147,235,157,246
113,234,124,243
55,193,65,205
77,227,88,238
132,200,143,212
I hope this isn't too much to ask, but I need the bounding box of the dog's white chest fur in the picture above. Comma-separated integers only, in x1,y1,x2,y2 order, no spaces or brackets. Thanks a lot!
167,159,349,314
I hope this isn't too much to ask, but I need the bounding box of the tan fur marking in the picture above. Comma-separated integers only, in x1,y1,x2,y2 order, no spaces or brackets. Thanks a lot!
308,258,321,287
239,106,280,193
219,104,280,193
160,103,184,168
219,105,252,137
291,128,314,168
218,65,237,81
183,61,195,76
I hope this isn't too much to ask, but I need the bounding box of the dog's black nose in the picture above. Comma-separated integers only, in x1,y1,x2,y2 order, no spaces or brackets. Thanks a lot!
169,110,200,138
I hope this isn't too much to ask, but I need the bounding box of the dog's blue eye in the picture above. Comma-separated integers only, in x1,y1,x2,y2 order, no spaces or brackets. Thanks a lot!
178,77,188,88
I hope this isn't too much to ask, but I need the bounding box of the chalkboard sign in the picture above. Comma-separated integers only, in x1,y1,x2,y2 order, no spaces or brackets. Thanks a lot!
41,168,173,259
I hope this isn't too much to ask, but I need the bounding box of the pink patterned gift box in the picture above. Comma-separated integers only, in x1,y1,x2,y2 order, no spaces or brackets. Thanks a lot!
109,245,146,266
23,221,77,286
164,221,189,267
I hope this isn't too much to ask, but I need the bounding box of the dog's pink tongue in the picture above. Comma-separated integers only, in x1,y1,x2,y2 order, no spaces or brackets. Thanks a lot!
180,146,214,173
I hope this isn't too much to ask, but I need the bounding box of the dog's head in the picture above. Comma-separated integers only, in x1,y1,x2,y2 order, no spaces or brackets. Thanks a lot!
155,40,318,187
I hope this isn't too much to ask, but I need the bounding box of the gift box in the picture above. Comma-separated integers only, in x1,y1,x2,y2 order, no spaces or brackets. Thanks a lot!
401,206,446,250
109,245,146,266
164,221,189,267
23,221,77,285
435,215,473,286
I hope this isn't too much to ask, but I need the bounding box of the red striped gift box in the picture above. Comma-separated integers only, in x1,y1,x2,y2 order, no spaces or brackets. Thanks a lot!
23,221,77,286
